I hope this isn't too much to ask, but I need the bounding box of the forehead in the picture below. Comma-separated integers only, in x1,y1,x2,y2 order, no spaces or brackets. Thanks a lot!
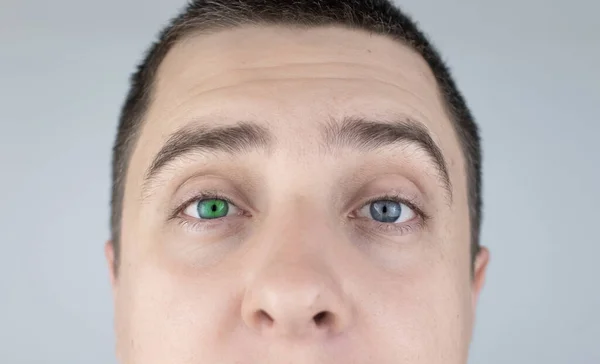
153,26,443,122
130,25,466,201
157,25,438,99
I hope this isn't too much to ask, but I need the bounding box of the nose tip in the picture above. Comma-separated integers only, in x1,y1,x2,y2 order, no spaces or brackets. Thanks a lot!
241,271,350,338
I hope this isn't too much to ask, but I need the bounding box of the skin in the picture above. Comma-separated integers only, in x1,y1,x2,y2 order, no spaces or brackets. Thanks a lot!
106,25,489,364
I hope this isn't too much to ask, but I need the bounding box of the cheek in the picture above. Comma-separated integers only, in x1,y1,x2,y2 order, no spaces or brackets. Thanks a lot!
359,262,473,363
114,262,243,364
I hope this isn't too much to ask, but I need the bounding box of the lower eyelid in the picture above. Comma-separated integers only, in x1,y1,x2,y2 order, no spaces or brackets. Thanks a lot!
377,220,420,233
175,213,246,232
353,214,425,235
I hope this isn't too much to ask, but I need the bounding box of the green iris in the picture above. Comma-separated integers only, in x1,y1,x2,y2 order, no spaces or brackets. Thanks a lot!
197,199,229,219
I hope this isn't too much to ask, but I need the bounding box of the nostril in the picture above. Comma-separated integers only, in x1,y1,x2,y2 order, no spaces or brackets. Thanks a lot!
256,309,274,328
313,311,330,327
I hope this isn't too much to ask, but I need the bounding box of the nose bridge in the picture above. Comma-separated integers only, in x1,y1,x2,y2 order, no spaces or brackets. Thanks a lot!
254,191,337,264
268,195,331,253
241,196,352,338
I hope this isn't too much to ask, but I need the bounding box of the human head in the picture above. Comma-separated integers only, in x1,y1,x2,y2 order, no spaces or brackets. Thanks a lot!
106,1,489,363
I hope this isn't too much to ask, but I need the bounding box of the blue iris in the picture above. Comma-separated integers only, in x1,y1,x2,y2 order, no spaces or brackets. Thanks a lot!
369,200,402,223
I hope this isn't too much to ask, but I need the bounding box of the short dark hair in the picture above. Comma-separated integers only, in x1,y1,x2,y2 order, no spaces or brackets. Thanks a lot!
111,0,482,270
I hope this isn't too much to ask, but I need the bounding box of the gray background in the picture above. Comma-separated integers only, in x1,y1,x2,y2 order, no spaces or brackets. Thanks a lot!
1,0,598,363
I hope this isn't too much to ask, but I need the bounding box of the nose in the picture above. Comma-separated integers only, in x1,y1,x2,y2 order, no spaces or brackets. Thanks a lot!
241,237,353,339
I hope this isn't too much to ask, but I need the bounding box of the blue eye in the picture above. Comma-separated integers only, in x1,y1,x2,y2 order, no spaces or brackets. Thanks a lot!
358,200,416,223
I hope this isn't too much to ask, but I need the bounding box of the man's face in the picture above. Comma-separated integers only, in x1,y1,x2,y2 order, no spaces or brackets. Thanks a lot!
107,26,488,364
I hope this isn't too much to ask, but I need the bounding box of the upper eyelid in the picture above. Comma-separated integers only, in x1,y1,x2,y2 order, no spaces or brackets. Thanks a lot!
172,189,239,214
142,118,452,206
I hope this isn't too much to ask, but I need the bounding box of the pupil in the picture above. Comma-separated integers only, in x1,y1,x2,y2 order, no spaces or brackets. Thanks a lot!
211,204,217,212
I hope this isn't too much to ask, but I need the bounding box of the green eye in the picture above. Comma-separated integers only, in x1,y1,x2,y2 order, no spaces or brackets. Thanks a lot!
197,199,229,219
183,198,237,220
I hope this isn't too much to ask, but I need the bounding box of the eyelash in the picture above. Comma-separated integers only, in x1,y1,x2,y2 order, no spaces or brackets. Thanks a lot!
171,191,428,235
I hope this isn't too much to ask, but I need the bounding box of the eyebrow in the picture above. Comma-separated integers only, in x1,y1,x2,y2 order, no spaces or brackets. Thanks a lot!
321,117,452,200
142,116,451,200
143,121,272,185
